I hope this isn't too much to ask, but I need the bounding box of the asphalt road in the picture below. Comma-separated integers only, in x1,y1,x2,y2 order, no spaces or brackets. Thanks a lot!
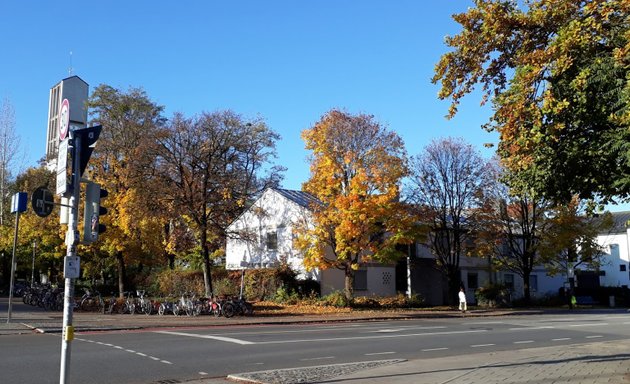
2,312,630,383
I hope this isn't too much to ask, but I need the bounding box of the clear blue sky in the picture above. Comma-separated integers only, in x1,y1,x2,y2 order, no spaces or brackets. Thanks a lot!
1,1,510,191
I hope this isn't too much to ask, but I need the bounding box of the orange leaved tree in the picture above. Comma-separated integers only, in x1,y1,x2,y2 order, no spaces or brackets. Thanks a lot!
297,109,416,302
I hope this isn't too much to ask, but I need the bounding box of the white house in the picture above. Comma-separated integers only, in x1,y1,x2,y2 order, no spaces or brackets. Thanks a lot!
594,211,630,288
225,188,398,297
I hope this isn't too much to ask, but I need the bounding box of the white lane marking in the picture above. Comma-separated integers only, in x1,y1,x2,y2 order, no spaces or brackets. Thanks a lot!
199,372,208,376
76,337,168,365
586,335,603,339
469,321,504,325
256,329,488,345
508,326,554,331
154,330,254,345
300,356,335,361
365,351,396,356
569,323,608,327
514,340,534,344
372,326,445,333
552,338,571,341
422,347,449,352
471,344,495,348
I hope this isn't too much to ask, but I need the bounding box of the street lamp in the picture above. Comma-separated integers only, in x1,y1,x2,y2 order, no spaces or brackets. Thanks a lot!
31,240,37,288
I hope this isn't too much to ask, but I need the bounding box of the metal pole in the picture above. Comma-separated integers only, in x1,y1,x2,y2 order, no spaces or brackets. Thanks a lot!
31,240,36,288
6,209,20,323
60,133,81,384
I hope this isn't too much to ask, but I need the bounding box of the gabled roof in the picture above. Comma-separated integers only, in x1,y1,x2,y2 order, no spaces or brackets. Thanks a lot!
609,211,630,233
273,188,321,209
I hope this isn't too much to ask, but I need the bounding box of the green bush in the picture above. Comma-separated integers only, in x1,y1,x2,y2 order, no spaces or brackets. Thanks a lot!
475,283,511,307
273,286,301,305
320,291,350,307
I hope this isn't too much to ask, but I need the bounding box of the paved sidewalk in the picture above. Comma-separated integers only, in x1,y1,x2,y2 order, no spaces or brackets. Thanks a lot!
324,340,630,384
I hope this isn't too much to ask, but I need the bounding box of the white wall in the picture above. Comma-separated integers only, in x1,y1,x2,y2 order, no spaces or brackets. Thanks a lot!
597,231,630,287
225,189,314,279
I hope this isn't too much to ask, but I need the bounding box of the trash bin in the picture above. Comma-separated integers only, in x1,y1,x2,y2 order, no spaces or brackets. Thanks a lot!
609,295,615,307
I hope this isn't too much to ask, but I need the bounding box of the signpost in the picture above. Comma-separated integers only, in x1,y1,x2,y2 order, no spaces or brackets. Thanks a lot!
32,187,54,217
8,192,27,323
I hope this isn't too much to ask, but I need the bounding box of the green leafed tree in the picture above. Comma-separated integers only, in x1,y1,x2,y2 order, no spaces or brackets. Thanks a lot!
155,111,284,297
433,0,630,204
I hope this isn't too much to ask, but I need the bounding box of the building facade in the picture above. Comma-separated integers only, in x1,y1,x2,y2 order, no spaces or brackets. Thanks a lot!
45,76,89,167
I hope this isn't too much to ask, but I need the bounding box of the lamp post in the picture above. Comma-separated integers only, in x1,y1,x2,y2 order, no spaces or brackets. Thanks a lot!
31,240,37,288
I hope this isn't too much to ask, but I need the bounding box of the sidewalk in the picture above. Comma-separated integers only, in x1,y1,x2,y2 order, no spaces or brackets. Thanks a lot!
2,298,630,383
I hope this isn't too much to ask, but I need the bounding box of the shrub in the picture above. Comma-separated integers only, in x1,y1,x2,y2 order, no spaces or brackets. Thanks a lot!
273,286,300,305
475,283,511,307
320,290,350,307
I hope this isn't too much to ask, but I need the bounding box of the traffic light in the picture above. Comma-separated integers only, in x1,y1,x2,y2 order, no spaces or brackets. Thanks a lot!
83,181,108,244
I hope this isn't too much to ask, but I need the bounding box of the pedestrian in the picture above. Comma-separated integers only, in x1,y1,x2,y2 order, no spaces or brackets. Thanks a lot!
458,287,467,313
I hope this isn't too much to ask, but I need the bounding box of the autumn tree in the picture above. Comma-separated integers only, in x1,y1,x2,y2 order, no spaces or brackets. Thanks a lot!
1,166,64,289
87,84,167,297
406,137,493,305
298,109,416,302
0,97,24,226
155,111,283,297
433,0,630,204
538,197,614,282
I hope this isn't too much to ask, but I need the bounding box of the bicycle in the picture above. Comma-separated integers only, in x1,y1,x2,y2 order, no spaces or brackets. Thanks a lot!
79,288,104,312
136,290,154,315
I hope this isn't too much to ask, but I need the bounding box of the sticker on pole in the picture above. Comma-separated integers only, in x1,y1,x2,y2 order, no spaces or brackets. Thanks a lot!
64,256,80,279
59,99,70,141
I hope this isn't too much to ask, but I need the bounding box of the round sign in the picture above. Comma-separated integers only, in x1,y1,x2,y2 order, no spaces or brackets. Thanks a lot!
59,99,70,141
31,186,54,218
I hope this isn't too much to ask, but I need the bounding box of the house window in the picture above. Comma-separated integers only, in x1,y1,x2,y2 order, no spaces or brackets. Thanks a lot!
354,270,368,291
504,274,514,291
530,275,538,292
620,264,627,272
467,273,478,290
266,231,278,251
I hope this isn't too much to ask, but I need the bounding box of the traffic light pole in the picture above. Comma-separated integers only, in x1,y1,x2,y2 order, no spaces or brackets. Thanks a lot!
60,132,81,384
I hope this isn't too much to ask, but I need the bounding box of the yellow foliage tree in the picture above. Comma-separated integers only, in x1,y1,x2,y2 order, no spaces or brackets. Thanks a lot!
297,109,418,302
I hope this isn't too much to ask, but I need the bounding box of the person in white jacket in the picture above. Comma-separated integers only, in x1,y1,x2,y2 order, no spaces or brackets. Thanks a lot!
458,288,467,313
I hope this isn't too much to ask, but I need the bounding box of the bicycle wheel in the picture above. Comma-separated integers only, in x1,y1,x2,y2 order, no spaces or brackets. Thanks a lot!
143,301,153,316
222,302,235,318
158,303,166,316
211,302,221,317
243,302,254,316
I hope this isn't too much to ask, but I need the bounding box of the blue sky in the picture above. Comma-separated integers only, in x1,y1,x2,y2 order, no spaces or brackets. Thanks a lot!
3,1,503,191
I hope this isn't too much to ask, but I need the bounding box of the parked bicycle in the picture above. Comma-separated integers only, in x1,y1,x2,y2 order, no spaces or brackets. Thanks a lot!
79,288,104,312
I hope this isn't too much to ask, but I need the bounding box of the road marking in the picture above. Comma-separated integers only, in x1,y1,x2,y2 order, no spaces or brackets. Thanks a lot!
256,329,488,345
199,372,209,376
422,347,449,352
300,356,335,361
552,338,571,341
569,323,608,327
372,326,445,333
586,335,603,339
508,326,554,331
514,340,534,344
365,351,396,356
154,330,254,345
469,321,503,325
161,360,173,364
471,344,495,348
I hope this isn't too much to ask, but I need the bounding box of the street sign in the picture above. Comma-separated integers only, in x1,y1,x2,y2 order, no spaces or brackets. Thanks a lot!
73,125,102,177
32,187,54,217
59,99,70,141
10,192,27,213
63,256,80,279
56,138,69,195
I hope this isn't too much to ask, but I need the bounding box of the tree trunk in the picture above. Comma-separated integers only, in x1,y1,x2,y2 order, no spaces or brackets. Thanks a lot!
344,267,354,304
116,252,127,299
523,273,531,304
446,266,461,306
201,229,213,297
